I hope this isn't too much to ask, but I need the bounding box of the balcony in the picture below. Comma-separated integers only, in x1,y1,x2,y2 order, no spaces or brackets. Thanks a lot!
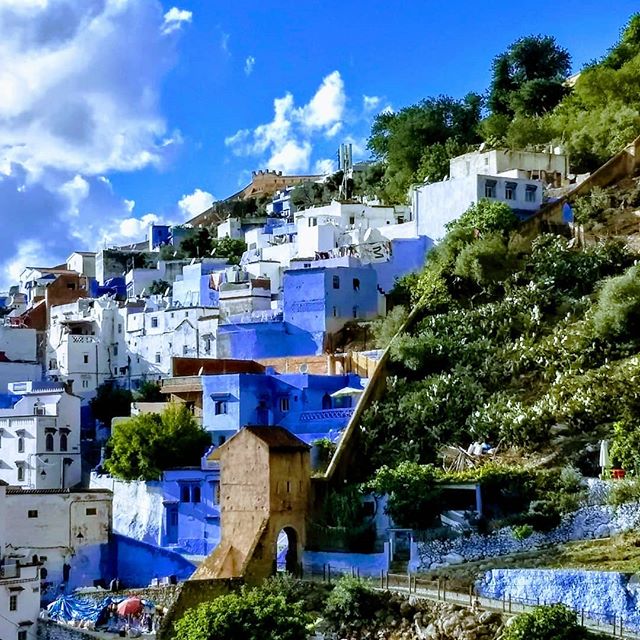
299,408,354,422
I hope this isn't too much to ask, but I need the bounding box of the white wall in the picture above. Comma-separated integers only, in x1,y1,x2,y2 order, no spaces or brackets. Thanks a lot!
0,385,81,490
4,488,112,597
413,175,478,241
450,149,568,180
90,473,163,546
0,560,40,640
0,327,37,361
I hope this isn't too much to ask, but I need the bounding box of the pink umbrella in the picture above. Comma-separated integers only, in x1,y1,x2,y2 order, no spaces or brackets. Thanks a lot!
117,597,143,617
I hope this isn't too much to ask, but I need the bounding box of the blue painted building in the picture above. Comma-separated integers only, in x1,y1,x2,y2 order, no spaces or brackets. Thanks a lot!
201,371,363,446
160,454,221,557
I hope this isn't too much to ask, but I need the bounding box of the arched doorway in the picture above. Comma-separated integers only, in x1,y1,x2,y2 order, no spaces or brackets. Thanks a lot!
276,527,298,575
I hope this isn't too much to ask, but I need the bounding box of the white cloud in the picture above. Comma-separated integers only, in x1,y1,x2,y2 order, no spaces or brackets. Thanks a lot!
244,55,255,76
0,0,185,289
178,188,215,219
220,32,230,54
363,95,381,111
297,71,345,131
314,158,335,175
225,71,346,174
268,141,312,174
162,6,192,35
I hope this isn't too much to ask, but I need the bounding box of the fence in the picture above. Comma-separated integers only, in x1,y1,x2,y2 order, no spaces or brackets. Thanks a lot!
302,567,640,639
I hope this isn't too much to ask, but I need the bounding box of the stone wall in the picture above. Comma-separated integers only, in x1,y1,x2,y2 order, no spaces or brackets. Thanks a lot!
76,584,182,610
477,569,640,630
412,502,640,571
37,620,102,640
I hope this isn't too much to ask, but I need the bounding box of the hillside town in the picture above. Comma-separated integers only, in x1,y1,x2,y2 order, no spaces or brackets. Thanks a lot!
4,4,640,640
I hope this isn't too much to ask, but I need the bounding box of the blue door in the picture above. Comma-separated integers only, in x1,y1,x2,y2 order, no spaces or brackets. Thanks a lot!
166,506,178,544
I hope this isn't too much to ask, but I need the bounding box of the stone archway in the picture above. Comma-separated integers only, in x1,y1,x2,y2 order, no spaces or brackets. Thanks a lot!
276,526,299,575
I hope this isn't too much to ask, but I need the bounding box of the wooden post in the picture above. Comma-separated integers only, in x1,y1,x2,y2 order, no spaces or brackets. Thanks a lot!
380,570,384,589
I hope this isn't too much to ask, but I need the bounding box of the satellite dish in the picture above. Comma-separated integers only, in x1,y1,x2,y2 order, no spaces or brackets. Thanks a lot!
298,363,309,374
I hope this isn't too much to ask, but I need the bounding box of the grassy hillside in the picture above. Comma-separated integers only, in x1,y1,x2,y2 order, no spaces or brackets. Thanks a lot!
359,182,640,479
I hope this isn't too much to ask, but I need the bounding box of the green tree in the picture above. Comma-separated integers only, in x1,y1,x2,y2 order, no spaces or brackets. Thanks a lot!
488,36,571,117
610,419,640,474
367,93,483,202
211,236,247,265
601,13,640,70
366,462,443,529
180,227,213,258
503,604,590,640
90,383,133,427
174,586,309,640
148,279,170,296
453,232,511,287
451,199,518,236
133,380,164,402
105,404,211,480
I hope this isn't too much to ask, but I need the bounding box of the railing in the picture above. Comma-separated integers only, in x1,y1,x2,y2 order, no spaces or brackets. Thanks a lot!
299,408,354,422
302,567,640,639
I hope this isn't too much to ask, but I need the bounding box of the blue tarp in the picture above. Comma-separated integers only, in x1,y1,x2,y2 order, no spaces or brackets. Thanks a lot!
47,595,115,625
46,595,155,626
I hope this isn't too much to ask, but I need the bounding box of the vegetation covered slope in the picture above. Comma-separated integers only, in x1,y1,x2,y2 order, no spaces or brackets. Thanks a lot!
360,190,640,478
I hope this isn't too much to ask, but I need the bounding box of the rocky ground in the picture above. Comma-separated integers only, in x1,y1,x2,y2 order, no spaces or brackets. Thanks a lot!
314,594,505,640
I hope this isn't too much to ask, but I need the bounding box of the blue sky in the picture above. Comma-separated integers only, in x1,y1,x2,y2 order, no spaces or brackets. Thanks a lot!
0,0,637,287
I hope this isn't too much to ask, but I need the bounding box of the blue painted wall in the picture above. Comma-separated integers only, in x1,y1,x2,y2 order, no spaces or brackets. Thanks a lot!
161,468,221,556
172,262,227,307
201,371,362,444
283,266,379,337
372,237,432,294
216,320,321,359
111,534,196,588
303,545,390,577
477,569,640,630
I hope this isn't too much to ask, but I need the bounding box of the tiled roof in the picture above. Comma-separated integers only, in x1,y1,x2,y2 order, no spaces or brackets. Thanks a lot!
244,426,310,451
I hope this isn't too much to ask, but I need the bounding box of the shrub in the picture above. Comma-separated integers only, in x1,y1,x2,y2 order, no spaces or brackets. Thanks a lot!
366,462,444,529
323,578,384,632
593,264,640,342
608,478,640,506
512,524,534,540
453,232,511,287
503,604,589,640
372,305,409,348
174,586,310,640
611,418,640,475
525,500,562,532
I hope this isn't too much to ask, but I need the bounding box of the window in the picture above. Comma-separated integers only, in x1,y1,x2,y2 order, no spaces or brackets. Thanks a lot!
40,567,48,580
18,631,27,640
192,486,201,503
9,595,17,611
505,182,517,201
286,481,291,493
45,433,54,452
214,400,227,415
17,437,24,453
82,380,89,389
353,306,359,319
211,481,220,505
184,311,188,317
204,338,211,354
118,323,122,334
151,317,158,328
332,306,337,317
332,275,340,289
349,216,355,225
34,404,45,416
155,353,161,364
484,156,489,166
279,397,290,412
17,466,24,482
28,510,38,518
484,180,497,198
525,184,537,203
83,354,89,364
183,345,188,356
180,485,190,502
352,278,360,292
60,433,68,452
86,507,97,516
67,283,76,290
113,344,118,356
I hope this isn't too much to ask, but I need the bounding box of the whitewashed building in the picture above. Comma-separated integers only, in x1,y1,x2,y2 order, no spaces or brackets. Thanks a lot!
0,326,41,393
4,486,112,599
0,481,41,640
411,148,569,241
0,381,81,490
